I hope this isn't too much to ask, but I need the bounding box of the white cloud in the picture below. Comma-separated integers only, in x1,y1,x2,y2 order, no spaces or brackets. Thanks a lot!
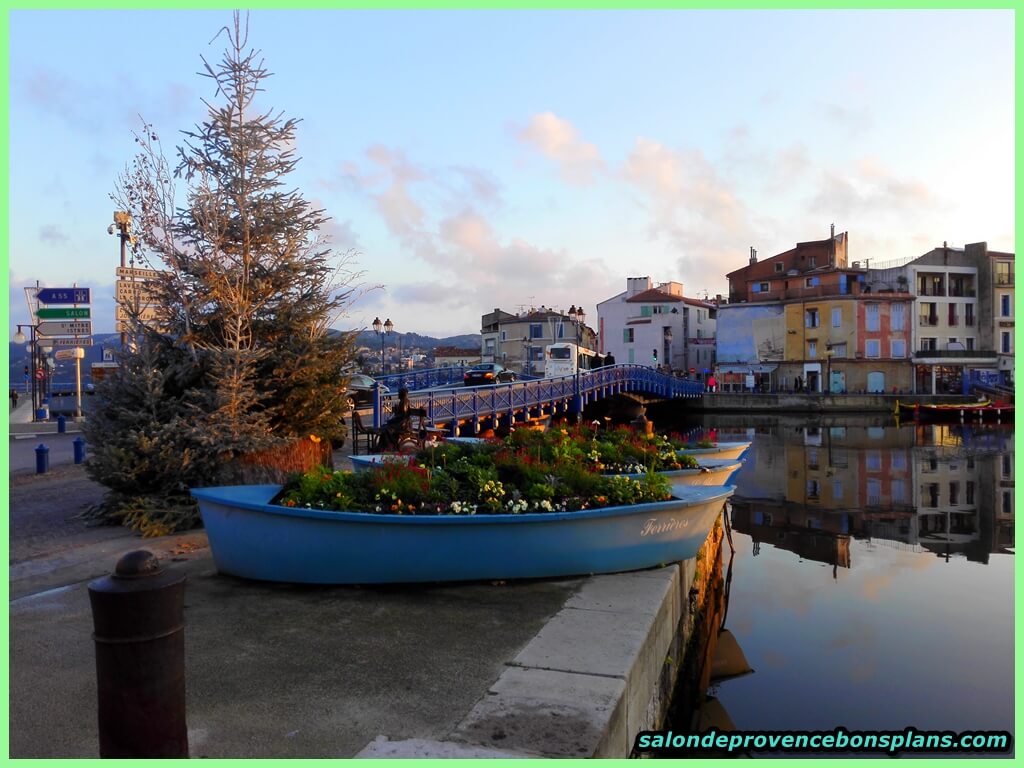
517,112,603,185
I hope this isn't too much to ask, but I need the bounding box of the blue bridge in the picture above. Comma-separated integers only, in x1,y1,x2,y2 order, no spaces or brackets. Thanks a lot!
370,365,703,435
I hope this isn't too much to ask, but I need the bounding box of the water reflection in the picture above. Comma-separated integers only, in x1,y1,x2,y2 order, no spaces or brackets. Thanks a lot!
720,420,1014,568
651,411,1015,744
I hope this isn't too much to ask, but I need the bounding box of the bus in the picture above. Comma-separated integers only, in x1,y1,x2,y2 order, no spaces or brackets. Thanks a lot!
543,342,602,378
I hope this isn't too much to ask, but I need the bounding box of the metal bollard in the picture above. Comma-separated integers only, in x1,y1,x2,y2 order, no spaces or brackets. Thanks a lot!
88,551,188,758
57,414,67,433
73,436,86,465
35,444,49,474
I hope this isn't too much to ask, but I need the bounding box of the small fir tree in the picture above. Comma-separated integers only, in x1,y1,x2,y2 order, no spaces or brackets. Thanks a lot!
85,13,361,534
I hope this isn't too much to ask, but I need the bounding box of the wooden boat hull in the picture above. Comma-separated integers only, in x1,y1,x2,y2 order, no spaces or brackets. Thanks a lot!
191,484,735,584
677,441,751,460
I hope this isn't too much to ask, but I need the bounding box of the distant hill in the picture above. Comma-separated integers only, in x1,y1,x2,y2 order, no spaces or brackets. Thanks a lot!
10,329,482,387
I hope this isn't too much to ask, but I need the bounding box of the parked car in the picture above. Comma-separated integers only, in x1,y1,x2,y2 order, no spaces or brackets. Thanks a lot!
345,374,388,407
464,363,517,386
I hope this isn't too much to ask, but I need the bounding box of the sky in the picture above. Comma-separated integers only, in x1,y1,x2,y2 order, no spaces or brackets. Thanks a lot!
7,9,1016,338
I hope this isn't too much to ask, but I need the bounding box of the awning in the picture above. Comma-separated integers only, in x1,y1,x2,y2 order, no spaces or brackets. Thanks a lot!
716,364,778,374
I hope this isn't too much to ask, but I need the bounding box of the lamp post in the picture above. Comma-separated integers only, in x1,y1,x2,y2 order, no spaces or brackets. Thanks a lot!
13,324,39,420
372,316,393,374
108,211,134,351
568,304,586,419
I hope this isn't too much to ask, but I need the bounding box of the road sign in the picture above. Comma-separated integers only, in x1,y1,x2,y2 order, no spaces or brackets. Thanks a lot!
36,307,91,319
55,348,86,360
116,266,164,280
37,287,91,304
35,369,45,380
115,306,162,322
36,320,92,337
51,337,94,347
116,280,159,302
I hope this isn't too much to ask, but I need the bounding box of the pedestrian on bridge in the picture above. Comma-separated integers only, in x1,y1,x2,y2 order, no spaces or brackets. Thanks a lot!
10,388,18,410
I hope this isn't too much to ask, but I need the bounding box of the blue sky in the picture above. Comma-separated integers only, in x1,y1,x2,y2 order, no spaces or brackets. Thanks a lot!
8,9,1015,337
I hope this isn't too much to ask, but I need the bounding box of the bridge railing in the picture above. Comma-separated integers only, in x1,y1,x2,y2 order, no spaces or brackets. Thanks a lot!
373,364,704,427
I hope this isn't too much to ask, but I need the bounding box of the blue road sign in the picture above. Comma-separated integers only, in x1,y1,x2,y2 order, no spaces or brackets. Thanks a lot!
37,287,90,305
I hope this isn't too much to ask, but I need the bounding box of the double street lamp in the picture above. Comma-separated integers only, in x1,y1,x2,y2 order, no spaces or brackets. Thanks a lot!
567,304,586,419
372,316,393,374
13,323,41,419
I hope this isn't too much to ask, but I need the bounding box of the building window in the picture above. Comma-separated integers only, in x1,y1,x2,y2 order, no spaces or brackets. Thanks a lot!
949,482,960,506
891,303,906,331
809,256,817,268
500,331,506,341
759,282,770,292
891,479,906,504
623,328,634,343
808,341,817,358
832,307,842,328
1001,332,1011,353
920,337,937,352
831,342,847,357
865,339,880,358
805,309,820,328
866,451,882,471
774,262,784,272
866,479,881,506
920,302,938,326
627,348,635,364
1002,453,1012,478
865,303,880,331
966,481,975,505
1003,491,1013,515
966,337,975,351
1001,294,1011,317
530,323,543,339
996,262,1013,285
947,303,958,326
891,339,906,358
965,303,975,326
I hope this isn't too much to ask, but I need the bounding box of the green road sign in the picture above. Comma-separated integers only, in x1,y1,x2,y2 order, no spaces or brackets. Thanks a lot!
36,307,91,319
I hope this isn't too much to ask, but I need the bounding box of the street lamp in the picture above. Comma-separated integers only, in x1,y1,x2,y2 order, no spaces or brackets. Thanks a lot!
108,211,134,350
372,316,393,374
567,304,586,419
13,323,41,419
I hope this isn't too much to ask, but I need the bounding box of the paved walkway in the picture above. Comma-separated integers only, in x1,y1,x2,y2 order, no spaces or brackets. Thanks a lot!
8,459,685,758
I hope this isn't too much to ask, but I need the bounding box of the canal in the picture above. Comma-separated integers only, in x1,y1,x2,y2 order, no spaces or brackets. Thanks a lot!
648,406,1015,755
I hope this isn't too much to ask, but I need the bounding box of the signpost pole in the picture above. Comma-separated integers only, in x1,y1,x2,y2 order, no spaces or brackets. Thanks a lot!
75,356,83,419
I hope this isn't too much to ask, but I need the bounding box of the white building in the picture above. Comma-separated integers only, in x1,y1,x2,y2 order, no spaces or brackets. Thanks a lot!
596,277,717,378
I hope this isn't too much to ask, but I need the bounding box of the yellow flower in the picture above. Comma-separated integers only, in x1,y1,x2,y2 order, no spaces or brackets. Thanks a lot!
309,434,322,443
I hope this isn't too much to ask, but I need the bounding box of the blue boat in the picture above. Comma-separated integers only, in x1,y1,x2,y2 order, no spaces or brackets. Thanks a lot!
191,484,735,584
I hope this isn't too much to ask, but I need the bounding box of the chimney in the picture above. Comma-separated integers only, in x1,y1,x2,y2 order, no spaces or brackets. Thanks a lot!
749,246,757,265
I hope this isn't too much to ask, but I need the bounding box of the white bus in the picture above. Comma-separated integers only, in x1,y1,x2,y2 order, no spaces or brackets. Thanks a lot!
544,342,601,378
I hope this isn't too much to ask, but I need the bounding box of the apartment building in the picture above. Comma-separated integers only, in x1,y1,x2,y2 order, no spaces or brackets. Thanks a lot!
717,230,913,392
596,277,717,377
479,307,597,376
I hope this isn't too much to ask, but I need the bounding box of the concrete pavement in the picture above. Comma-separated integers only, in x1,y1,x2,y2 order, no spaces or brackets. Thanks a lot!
9,460,699,758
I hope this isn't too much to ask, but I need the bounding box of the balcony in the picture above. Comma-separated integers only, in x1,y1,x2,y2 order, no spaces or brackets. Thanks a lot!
919,316,939,327
948,287,976,297
996,272,1014,286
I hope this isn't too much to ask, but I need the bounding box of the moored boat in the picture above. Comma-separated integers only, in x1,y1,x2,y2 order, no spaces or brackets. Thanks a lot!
191,483,735,584
895,399,1012,422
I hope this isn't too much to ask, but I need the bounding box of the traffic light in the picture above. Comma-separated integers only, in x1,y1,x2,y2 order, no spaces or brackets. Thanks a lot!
652,349,658,362
23,365,28,377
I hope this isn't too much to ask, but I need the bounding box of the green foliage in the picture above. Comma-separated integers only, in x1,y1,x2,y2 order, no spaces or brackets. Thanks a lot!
86,13,359,534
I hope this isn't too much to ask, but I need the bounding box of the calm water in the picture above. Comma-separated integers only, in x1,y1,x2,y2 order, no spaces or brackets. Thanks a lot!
651,407,1014,745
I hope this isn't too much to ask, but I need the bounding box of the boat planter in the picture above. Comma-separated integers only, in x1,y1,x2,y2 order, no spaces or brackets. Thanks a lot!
608,458,742,496
677,441,751,460
191,483,735,584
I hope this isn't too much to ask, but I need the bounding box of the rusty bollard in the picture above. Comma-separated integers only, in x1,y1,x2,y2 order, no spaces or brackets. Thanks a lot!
88,550,188,758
